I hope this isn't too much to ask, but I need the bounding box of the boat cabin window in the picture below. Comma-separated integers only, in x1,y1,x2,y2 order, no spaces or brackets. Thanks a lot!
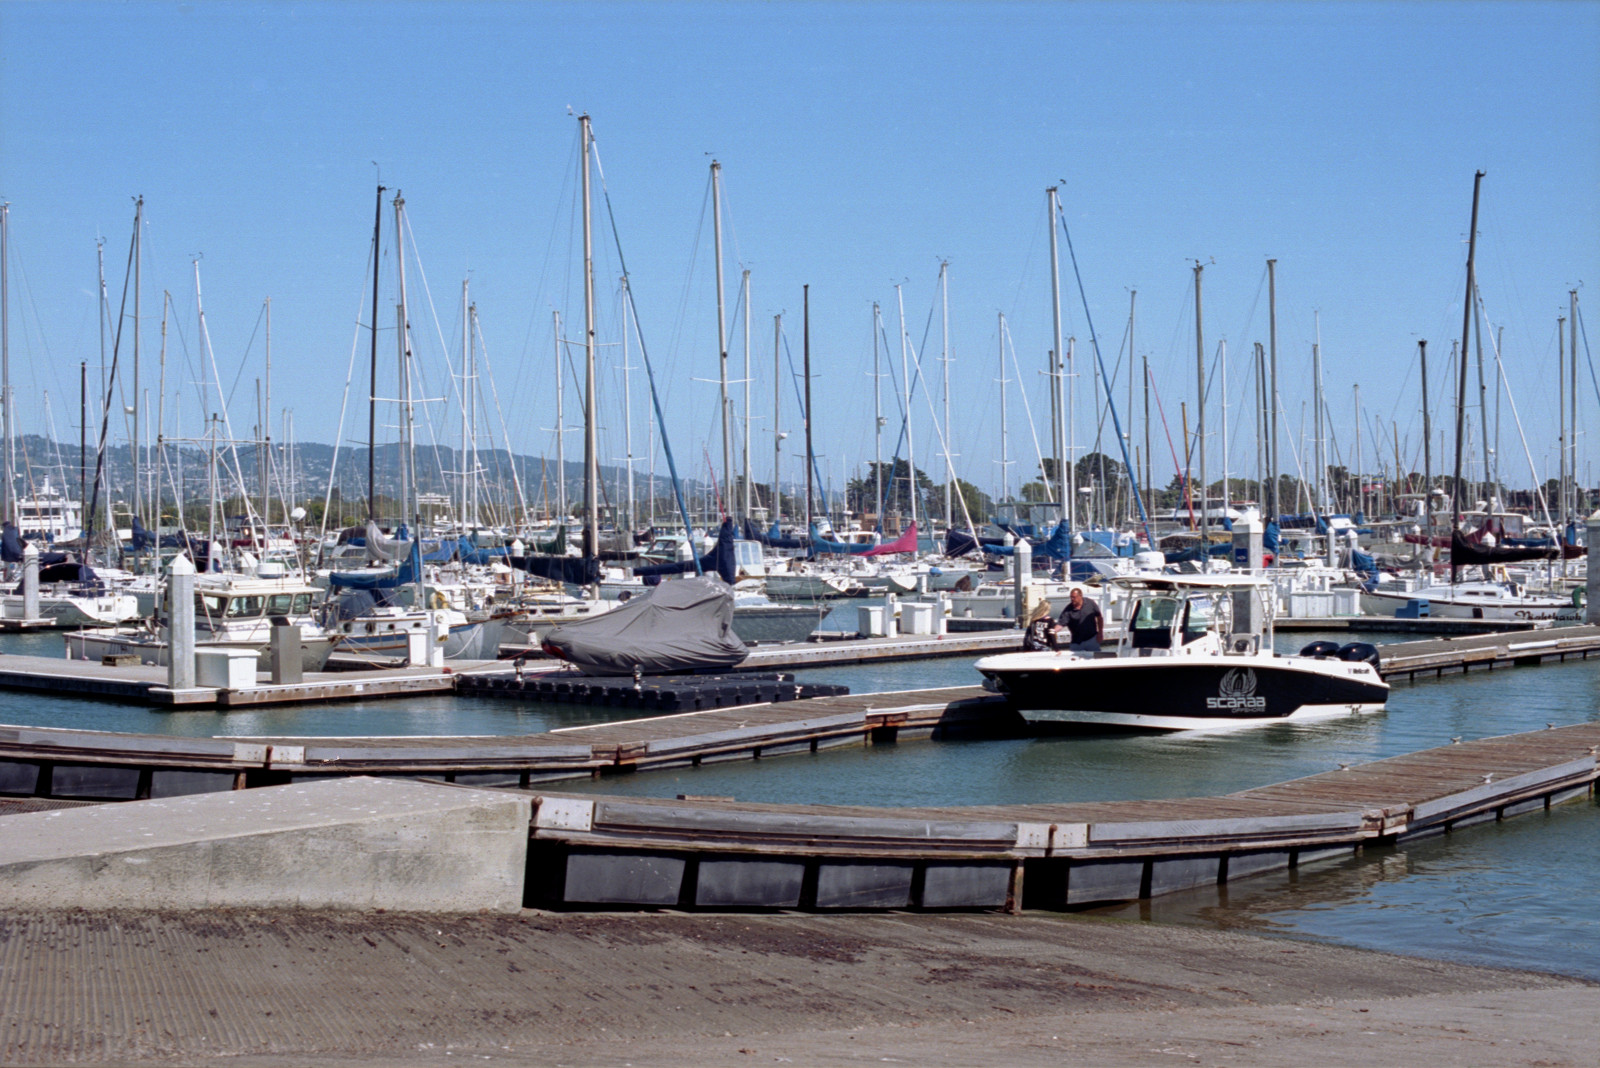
1180,598,1216,644
1130,596,1178,649
265,593,314,615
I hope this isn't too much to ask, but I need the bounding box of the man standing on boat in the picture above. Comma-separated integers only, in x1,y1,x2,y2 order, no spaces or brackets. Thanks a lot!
1057,587,1103,654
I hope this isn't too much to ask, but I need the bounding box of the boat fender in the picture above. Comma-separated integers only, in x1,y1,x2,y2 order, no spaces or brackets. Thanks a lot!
1337,642,1381,668
1299,640,1341,659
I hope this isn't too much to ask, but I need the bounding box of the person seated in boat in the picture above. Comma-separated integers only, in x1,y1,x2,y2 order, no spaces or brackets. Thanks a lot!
1056,587,1103,654
1021,595,1056,651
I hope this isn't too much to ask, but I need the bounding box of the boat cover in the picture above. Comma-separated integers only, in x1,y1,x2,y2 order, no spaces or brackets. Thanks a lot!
510,552,600,586
634,518,738,584
328,539,420,590
129,515,156,551
742,518,809,550
540,573,748,675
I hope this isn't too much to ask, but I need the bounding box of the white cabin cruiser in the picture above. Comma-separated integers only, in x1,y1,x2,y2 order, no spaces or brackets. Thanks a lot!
976,574,1389,731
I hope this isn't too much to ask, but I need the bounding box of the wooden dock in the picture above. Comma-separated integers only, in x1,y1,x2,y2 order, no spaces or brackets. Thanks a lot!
0,706,1593,912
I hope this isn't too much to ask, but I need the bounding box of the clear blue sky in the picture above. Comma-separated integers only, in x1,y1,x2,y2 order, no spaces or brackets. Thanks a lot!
2,1,1597,510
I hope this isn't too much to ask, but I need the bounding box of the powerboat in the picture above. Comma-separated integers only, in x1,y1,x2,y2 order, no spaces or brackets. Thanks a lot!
975,574,1389,731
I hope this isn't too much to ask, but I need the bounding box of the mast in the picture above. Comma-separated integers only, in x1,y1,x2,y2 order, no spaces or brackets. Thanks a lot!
580,114,599,561
1047,187,1068,522
1558,315,1567,538
1220,339,1229,516
1313,312,1324,512
1254,343,1266,511
392,191,416,532
1420,340,1432,531
262,297,271,534
131,196,142,528
1353,383,1362,517
940,260,951,530
1571,290,1580,536
1451,170,1484,582
461,279,470,529
553,310,566,519
742,268,751,519
1144,351,1152,511
366,183,384,522
772,313,781,526
873,302,883,524
711,160,731,510
1193,261,1206,571
802,285,813,534
895,284,916,532
1267,258,1279,518
998,312,1009,502
1473,286,1489,508
622,276,635,534
155,292,167,563
1128,291,1136,523
0,201,9,528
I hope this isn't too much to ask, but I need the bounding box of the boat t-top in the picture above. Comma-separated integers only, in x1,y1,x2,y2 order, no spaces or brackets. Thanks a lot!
975,573,1389,731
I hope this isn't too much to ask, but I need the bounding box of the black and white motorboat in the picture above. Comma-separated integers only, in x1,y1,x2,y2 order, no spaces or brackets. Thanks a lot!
974,574,1389,731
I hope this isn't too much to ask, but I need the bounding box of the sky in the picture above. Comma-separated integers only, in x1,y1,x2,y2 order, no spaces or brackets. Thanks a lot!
1,0,1597,514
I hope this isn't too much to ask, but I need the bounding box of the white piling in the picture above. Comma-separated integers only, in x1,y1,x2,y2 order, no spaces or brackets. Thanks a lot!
21,543,40,622
168,553,196,690
1585,512,1600,626
1013,538,1033,627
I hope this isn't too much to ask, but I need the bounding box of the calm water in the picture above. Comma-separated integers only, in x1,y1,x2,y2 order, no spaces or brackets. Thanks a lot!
3,619,1597,980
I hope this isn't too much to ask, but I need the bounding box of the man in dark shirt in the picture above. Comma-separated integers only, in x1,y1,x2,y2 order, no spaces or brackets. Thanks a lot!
1057,587,1103,653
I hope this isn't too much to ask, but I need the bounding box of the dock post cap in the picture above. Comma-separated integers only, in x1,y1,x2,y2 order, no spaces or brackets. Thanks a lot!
21,542,36,558
169,553,196,575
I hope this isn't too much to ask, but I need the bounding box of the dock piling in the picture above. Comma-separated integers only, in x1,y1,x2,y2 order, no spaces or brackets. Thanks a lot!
20,543,39,623
167,554,195,690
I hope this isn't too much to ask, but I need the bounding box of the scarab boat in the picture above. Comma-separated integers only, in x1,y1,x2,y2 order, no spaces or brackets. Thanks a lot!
974,574,1389,731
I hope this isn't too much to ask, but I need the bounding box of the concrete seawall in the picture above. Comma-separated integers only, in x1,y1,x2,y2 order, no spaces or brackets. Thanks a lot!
0,777,530,913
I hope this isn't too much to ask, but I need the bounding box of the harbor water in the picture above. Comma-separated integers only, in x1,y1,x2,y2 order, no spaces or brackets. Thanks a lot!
1,612,1596,982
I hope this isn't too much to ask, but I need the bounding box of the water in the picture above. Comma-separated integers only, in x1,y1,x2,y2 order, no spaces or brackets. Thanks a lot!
3,624,1597,980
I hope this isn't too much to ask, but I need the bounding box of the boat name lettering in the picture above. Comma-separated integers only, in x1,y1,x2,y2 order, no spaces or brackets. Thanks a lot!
1207,667,1265,712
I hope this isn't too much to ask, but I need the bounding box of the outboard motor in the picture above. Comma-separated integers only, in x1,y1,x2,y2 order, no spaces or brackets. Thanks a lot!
1299,640,1342,659
1337,642,1381,669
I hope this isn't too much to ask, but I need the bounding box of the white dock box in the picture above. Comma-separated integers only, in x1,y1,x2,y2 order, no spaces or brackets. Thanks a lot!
194,647,258,689
902,602,935,635
857,605,887,637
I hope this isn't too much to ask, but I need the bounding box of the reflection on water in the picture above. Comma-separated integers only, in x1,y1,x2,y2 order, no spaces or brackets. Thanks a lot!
1088,796,1600,981
2,624,1598,979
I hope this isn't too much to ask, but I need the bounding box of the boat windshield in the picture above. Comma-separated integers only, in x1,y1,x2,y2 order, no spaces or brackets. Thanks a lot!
1130,596,1179,649
1181,597,1217,644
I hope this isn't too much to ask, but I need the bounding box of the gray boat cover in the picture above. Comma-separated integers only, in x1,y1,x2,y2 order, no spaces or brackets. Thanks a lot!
541,575,748,675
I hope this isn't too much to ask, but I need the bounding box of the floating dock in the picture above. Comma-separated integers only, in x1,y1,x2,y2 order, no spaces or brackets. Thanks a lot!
0,710,1593,912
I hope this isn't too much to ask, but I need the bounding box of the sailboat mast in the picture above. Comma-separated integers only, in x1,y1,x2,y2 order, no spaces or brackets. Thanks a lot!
132,196,142,529
367,183,384,522
1571,291,1580,534
262,297,271,534
1128,291,1136,524
873,302,883,525
461,279,470,530
580,114,599,561
1419,340,1432,531
622,276,635,534
1267,258,1279,518
772,313,781,526
1451,170,1484,571
895,284,916,532
997,312,1009,502
1193,261,1206,571
155,293,167,566
0,201,9,529
1313,312,1324,512
1047,187,1067,523
742,268,751,519
802,286,813,534
1220,339,1229,516
711,160,731,512
1558,315,1567,537
392,192,416,531
1473,287,1489,507
553,310,566,520
940,260,951,531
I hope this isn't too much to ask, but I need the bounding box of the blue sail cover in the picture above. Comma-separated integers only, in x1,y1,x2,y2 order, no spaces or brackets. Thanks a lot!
1,523,24,563
511,552,601,586
807,525,874,555
1263,521,1281,554
1031,521,1074,560
329,539,421,590
130,515,156,551
742,518,808,550
1351,547,1380,585
635,519,738,584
